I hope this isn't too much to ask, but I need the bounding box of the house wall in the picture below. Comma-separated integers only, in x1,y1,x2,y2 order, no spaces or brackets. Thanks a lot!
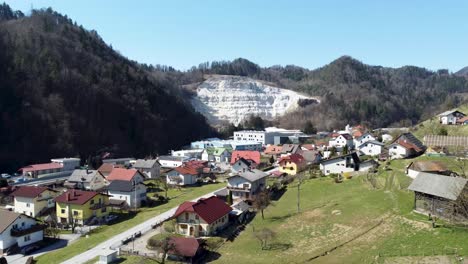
14,190,57,217
389,145,408,159
108,184,147,208
440,114,456,125
227,176,265,200
320,159,355,175
176,212,229,237
0,215,42,251
329,136,354,149
359,143,382,156
56,194,110,225
159,160,183,168
136,165,160,179
353,134,376,147
88,174,107,190
279,161,298,175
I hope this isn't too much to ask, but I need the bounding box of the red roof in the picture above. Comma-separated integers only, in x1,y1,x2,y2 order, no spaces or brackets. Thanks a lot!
352,130,363,138
106,168,141,181
264,145,282,155
396,139,423,152
173,196,231,224
169,237,200,257
10,186,50,198
457,116,468,123
20,162,63,173
173,160,207,175
97,163,122,174
230,151,261,165
339,133,353,140
330,133,340,138
54,190,103,205
278,154,306,165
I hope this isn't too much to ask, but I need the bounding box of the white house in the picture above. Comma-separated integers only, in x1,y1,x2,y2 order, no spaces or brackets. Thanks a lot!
353,132,376,147
102,157,134,166
11,186,59,217
227,169,268,201
0,210,45,254
158,156,188,168
171,149,204,159
388,133,426,159
381,133,393,143
357,140,384,156
319,153,360,176
65,169,108,191
437,110,466,125
233,127,304,145
201,148,231,163
107,180,147,208
230,158,252,174
132,159,160,179
329,133,354,150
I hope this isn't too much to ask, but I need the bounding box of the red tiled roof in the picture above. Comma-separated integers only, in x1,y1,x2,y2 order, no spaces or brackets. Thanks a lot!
169,237,200,257
457,116,468,123
396,139,422,152
230,151,261,165
20,162,63,172
264,145,282,155
106,168,140,181
173,196,231,224
278,154,306,165
54,189,103,205
352,131,363,138
10,186,50,198
97,163,121,174
172,161,206,175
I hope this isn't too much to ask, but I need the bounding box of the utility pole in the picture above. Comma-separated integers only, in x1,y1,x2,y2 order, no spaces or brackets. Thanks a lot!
297,182,300,213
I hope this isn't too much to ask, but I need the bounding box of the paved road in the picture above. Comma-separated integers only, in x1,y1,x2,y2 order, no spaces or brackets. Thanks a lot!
61,187,226,264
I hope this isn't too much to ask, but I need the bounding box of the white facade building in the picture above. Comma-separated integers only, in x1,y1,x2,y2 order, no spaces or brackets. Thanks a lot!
158,156,189,168
12,187,58,217
357,140,384,156
319,153,360,176
329,134,354,150
132,159,160,179
0,211,44,254
233,127,304,145
353,133,376,147
107,181,147,208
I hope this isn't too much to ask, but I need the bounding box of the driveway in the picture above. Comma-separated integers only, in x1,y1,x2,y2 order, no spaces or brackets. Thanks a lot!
61,187,226,264
5,233,81,264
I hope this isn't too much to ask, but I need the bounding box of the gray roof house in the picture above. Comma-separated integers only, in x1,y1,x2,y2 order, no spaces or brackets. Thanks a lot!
408,173,467,220
65,169,108,191
227,169,268,202
133,159,160,179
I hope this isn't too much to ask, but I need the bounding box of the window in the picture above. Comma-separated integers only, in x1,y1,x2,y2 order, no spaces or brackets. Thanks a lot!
101,207,107,213
61,209,66,214
195,215,199,220
73,210,79,216
24,235,31,242
13,224,18,229
21,222,25,227
26,203,30,208
185,213,188,220
90,199,94,205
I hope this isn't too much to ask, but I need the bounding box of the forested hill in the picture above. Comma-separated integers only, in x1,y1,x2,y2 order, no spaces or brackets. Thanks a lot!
0,4,213,171
186,57,468,130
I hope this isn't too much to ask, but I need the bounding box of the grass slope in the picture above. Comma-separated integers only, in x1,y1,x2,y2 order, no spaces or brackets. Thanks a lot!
36,182,224,264
212,156,468,264
412,104,468,140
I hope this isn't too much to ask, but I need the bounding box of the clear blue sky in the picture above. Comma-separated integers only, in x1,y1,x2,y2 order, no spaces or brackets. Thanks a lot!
4,0,468,72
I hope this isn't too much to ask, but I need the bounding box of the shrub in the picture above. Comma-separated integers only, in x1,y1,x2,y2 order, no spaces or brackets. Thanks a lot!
163,219,176,233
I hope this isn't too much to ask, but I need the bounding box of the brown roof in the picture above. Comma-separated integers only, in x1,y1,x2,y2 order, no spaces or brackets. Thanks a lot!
230,151,261,164
169,237,200,257
278,154,306,166
10,186,53,198
457,116,468,123
54,190,104,205
20,162,63,173
264,145,282,155
0,210,21,234
409,161,448,173
107,168,142,181
97,163,122,174
173,196,231,224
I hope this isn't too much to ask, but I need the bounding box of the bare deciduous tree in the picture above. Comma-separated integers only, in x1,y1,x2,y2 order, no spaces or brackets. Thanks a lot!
254,228,276,250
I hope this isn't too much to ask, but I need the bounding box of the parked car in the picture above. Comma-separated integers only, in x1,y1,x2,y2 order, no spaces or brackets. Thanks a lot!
21,244,40,255
1,173,11,179
104,214,118,223
14,177,27,183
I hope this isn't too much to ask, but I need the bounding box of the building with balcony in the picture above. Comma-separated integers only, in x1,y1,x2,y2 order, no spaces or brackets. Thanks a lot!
55,190,110,225
173,196,232,237
227,169,268,201
0,210,45,254
11,186,59,217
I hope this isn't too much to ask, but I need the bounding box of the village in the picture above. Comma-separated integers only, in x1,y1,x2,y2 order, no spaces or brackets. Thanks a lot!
0,109,467,264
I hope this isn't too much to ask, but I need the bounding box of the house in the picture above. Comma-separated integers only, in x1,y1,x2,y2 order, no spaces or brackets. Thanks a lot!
65,169,108,191
166,237,203,262
353,132,376,147
102,158,134,166
0,210,46,254
167,162,205,186
389,133,426,159
263,145,283,156
406,161,450,179
329,133,354,150
132,159,160,179
97,163,122,177
319,153,361,176
106,168,146,185
408,174,467,220
230,151,261,166
201,148,231,163
107,180,147,208
280,144,301,155
11,186,59,217
231,158,253,174
298,150,322,165
173,196,232,237
158,156,189,168
381,133,394,143
357,140,384,156
171,149,204,159
227,169,268,201
278,154,307,175
437,110,466,125
234,127,304,145
55,190,110,225
456,116,468,125
19,157,80,178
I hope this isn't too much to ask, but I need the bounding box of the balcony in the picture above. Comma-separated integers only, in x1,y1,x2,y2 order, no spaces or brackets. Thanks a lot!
11,224,46,237
89,203,109,210
227,186,251,192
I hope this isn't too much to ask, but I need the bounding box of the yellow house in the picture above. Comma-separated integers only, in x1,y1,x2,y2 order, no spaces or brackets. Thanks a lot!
278,154,306,175
55,190,110,225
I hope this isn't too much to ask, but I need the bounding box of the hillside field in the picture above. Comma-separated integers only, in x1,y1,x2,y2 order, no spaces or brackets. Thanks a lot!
211,156,468,264
413,104,468,140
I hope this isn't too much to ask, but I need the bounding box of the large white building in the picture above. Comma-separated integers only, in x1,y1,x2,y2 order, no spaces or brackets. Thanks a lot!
233,127,304,145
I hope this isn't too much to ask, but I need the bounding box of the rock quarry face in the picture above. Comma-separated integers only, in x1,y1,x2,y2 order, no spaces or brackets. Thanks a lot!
191,75,318,125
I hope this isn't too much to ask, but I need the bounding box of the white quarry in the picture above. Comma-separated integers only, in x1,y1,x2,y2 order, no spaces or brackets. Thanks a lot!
191,75,318,125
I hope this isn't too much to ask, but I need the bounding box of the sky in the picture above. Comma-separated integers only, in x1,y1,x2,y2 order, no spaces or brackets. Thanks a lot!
4,0,468,72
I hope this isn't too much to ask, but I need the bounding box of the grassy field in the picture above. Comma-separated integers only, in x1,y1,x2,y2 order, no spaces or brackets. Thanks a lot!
413,104,468,140
210,156,468,264
35,182,224,264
